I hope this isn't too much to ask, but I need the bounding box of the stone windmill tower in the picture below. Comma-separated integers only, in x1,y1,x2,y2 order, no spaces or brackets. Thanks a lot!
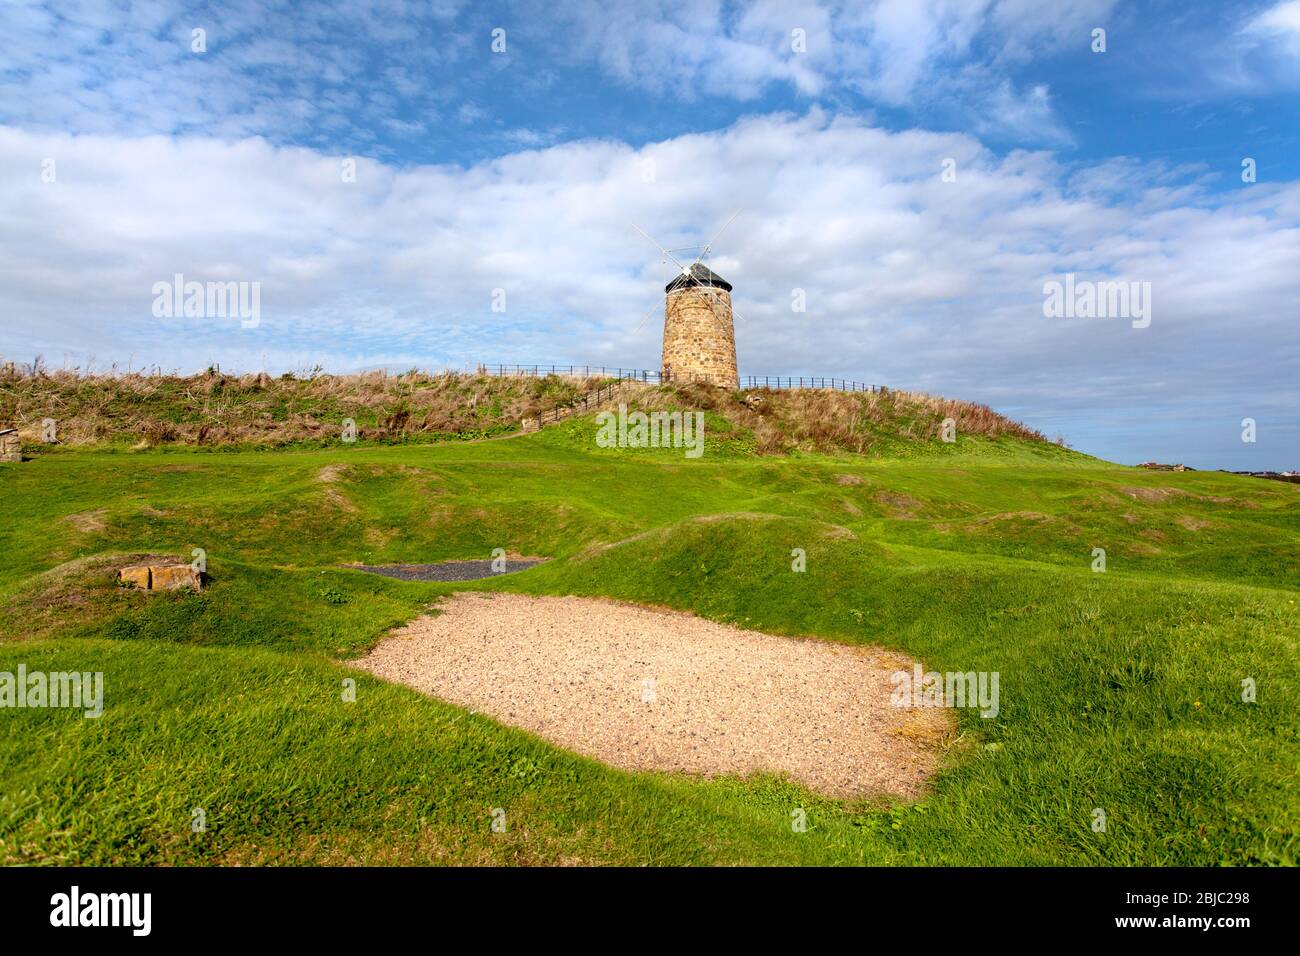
634,215,741,388
662,263,737,387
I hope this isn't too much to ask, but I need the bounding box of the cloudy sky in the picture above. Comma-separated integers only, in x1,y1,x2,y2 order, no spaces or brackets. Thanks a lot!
1,0,1298,468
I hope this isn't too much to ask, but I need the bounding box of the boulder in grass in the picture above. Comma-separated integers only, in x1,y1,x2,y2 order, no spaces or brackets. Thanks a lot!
0,428,20,463
118,560,202,591
151,564,202,590
118,565,152,589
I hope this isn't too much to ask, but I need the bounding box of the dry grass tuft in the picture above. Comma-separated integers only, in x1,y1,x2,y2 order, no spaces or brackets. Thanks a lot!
0,360,610,447
1,358,1047,457
629,381,1045,456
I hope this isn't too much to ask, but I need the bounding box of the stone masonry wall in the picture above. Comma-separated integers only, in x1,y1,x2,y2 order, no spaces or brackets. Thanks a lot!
661,287,738,388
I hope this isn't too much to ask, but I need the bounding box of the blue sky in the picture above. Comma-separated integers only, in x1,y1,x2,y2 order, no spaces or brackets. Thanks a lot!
1,0,1297,468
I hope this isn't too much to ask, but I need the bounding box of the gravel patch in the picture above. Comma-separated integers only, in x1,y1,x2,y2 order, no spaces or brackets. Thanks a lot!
353,592,953,798
350,559,544,582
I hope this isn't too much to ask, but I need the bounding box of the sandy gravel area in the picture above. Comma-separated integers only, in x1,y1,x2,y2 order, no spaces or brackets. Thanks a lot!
353,592,952,798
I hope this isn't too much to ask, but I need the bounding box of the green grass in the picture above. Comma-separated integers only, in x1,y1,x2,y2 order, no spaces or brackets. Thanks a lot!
1,417,1296,865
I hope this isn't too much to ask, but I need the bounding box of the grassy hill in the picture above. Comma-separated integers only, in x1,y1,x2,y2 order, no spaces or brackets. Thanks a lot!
1,363,1050,456
0,384,1296,865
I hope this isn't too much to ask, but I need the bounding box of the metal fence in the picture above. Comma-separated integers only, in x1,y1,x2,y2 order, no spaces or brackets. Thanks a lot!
479,364,664,382
743,375,884,393
534,379,625,427
480,364,885,393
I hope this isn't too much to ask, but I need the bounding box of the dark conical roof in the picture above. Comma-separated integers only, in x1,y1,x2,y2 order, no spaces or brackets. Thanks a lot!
665,262,732,293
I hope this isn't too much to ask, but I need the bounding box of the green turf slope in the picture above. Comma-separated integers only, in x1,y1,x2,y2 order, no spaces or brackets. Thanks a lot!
0,420,1296,865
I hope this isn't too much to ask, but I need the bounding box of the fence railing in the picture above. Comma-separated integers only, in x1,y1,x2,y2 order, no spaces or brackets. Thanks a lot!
534,379,626,427
480,364,885,393
743,375,884,393
479,364,666,382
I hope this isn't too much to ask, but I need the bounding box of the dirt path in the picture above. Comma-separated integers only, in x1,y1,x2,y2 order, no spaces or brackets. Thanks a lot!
353,592,952,798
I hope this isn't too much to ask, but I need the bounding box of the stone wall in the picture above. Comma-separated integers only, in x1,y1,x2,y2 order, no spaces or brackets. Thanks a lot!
661,287,738,387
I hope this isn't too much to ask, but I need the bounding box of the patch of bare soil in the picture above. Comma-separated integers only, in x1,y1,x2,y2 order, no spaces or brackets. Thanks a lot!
1198,494,1256,507
956,511,1082,536
316,464,359,512
363,527,399,547
876,491,922,519
15,554,121,612
1120,486,1256,508
63,509,107,533
1121,486,1186,503
354,592,953,799
834,474,864,486
973,510,1053,524
1176,515,1214,531
821,523,858,539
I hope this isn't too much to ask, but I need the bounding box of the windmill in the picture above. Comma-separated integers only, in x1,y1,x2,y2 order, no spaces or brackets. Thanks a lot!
629,213,744,388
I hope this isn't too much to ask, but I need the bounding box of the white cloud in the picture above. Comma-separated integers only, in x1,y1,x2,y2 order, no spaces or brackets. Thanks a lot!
1,111,1296,466
1160,0,1300,95
0,1,1114,149
1243,0,1300,59
543,0,1117,142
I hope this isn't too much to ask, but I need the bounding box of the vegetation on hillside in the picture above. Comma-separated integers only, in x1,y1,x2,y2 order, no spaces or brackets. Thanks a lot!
625,380,1047,456
1,359,1050,458
0,360,599,447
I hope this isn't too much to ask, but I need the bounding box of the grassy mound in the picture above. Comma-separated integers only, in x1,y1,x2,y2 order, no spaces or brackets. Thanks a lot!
0,394,1295,866
1,361,1060,459
0,364,597,447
